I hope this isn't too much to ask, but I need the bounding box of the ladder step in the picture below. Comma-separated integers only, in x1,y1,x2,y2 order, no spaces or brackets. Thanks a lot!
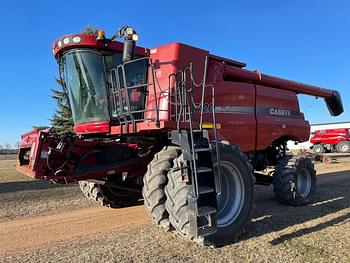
196,167,212,173
198,186,215,194
198,206,216,216
194,147,210,152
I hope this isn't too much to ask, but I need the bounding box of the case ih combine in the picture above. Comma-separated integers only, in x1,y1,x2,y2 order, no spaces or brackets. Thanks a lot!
17,26,343,244
310,128,350,153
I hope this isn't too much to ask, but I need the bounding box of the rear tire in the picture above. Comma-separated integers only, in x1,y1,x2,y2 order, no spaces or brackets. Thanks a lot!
313,144,325,153
273,156,316,206
142,146,181,230
336,141,350,153
165,143,255,244
79,179,141,208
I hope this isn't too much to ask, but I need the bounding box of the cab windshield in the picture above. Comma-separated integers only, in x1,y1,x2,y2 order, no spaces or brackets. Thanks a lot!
61,50,119,124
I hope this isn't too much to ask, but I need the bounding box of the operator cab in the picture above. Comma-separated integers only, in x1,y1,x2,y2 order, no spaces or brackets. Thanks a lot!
53,29,149,135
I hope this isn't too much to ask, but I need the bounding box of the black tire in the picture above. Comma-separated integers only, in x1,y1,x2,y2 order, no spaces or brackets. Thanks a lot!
142,146,181,230
336,141,350,153
165,143,255,244
273,156,316,206
79,180,141,208
313,144,325,153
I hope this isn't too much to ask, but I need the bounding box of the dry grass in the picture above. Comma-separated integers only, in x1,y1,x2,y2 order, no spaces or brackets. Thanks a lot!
0,159,92,222
0,158,349,262
0,159,28,183
0,154,17,161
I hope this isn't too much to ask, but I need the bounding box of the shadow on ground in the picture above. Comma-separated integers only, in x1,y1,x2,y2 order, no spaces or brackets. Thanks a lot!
0,179,144,208
238,170,350,245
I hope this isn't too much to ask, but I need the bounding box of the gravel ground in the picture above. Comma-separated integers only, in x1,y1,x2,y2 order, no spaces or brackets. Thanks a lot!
1,158,349,262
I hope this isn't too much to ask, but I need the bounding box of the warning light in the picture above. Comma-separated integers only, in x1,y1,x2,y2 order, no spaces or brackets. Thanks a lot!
97,30,106,41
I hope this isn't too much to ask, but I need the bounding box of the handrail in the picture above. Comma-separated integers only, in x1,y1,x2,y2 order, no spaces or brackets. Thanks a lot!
168,56,221,197
108,57,159,131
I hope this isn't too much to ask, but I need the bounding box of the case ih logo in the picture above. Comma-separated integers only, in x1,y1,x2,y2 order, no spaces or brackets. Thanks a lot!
269,108,291,117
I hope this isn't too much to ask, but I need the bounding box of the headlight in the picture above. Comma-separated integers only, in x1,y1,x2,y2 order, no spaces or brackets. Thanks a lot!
57,40,62,48
63,37,70,45
132,34,139,41
72,36,82,43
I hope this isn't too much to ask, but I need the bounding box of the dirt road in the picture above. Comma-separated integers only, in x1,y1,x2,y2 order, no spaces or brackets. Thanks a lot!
1,160,349,262
0,206,149,254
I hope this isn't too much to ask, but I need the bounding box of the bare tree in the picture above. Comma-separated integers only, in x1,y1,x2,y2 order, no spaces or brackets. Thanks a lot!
4,143,11,149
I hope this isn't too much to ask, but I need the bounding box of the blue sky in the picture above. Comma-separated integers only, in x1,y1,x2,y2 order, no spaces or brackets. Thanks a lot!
0,0,349,146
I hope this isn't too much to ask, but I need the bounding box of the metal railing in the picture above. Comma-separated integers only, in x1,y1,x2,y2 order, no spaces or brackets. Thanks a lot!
108,56,219,147
167,56,221,196
109,57,159,132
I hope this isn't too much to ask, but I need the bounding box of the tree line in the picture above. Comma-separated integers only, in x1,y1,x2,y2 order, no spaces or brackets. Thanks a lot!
0,143,19,154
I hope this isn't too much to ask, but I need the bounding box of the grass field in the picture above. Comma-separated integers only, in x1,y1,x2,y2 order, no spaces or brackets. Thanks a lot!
0,157,349,262
0,155,18,161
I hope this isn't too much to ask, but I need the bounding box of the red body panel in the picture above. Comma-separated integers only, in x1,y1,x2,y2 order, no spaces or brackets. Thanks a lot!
255,85,309,150
74,121,110,134
144,43,208,121
310,128,350,145
208,82,256,152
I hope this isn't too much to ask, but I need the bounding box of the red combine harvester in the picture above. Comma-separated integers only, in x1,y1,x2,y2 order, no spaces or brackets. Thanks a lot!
310,128,350,153
17,26,343,244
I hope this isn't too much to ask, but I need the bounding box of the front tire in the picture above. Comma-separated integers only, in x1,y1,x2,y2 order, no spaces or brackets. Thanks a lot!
165,143,255,244
142,146,181,230
273,156,316,206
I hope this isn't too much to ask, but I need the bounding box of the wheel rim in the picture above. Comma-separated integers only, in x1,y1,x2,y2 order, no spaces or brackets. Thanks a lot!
314,146,322,153
340,143,349,152
297,168,312,198
216,161,245,227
